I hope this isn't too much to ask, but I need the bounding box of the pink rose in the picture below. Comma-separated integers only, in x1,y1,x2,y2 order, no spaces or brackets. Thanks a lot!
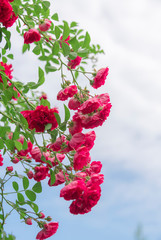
73,146,91,171
36,222,59,240
91,67,109,89
60,180,86,201
24,29,41,44
67,56,82,69
39,19,51,31
25,218,32,225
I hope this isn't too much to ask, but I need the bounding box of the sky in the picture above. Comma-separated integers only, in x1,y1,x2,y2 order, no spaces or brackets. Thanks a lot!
3,0,161,239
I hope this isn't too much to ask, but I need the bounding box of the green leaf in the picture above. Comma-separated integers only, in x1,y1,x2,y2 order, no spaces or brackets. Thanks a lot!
22,44,29,53
50,129,58,142
40,98,50,108
45,65,57,72
45,123,52,131
62,21,70,40
49,169,56,185
7,54,14,59
23,177,29,190
12,182,19,192
25,190,36,202
62,42,70,57
78,49,89,57
17,193,25,203
32,45,41,55
29,202,39,213
69,52,77,60
22,138,28,150
64,104,70,121
82,31,91,48
5,139,15,151
38,67,45,86
42,1,50,11
19,114,28,129
51,13,59,21
52,41,60,55
54,112,61,126
14,140,22,151
54,26,61,39
0,139,4,149
32,182,42,193
68,37,79,51
59,122,66,131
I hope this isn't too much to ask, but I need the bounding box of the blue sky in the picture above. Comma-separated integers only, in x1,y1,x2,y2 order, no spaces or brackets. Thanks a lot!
2,0,161,239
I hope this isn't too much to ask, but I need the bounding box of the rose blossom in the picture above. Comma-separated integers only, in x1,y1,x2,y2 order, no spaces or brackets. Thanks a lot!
36,222,59,240
0,152,3,166
68,97,81,110
83,131,96,150
39,19,51,31
34,165,48,182
24,29,41,44
78,97,101,114
6,166,13,172
39,212,45,219
21,105,58,132
73,146,91,171
60,35,70,47
91,67,109,89
67,56,82,69
2,11,18,28
0,0,12,23
70,185,101,215
25,218,32,225
48,171,66,187
57,85,78,101
0,62,13,82
60,180,86,201
27,170,34,179
69,132,85,150
69,120,82,135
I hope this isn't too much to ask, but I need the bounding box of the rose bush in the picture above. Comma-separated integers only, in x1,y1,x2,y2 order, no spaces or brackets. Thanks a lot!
0,0,111,239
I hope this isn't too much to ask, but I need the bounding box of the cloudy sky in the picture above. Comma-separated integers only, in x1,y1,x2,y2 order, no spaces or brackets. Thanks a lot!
4,0,161,239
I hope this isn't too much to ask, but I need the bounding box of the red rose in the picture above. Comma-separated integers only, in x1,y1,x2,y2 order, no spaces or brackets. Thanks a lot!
48,171,66,187
60,35,70,47
78,97,101,114
24,29,41,44
67,56,82,69
68,97,81,110
91,67,109,89
36,222,59,240
25,218,32,225
6,166,13,172
57,85,78,101
69,120,82,135
84,131,96,150
34,165,48,182
69,185,101,215
60,180,86,201
27,170,34,179
21,105,58,132
0,152,3,166
90,161,102,174
0,0,12,23
69,132,85,150
39,19,52,32
0,62,13,82
2,11,18,28
73,146,91,171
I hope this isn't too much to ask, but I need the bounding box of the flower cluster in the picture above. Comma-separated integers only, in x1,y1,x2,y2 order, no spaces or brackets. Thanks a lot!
0,0,18,28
